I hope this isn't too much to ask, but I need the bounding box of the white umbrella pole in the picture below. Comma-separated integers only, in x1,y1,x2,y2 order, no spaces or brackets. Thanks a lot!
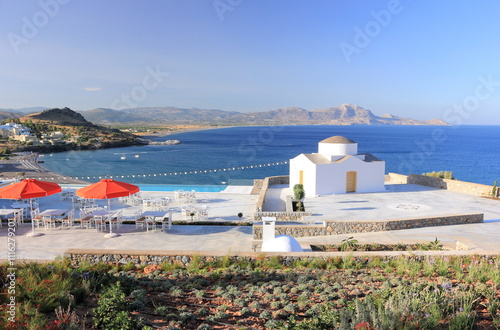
27,198,42,237
104,198,119,238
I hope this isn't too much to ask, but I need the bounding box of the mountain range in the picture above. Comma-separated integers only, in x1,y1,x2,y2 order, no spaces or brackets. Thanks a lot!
1,104,448,126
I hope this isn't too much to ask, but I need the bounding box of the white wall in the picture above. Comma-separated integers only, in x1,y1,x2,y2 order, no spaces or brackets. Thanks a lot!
289,155,317,196
318,142,358,156
315,157,385,196
291,154,386,197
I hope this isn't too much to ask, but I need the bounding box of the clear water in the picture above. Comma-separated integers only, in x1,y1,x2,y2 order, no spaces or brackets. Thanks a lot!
42,125,500,185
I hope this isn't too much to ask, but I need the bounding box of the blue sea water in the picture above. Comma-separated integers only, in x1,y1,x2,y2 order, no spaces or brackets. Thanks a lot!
41,125,499,186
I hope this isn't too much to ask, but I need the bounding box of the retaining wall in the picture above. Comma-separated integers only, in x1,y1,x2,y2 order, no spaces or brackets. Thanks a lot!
63,248,499,267
254,211,313,223
387,172,496,197
255,175,290,212
252,213,483,239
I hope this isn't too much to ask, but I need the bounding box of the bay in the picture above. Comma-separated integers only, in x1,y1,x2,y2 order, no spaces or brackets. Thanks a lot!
41,125,500,186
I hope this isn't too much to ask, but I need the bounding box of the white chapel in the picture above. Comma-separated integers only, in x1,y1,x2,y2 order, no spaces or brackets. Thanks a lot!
289,136,385,197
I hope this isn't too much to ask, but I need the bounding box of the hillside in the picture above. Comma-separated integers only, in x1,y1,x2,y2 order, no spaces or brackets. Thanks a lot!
27,107,97,127
81,104,448,126
1,107,145,152
0,111,23,121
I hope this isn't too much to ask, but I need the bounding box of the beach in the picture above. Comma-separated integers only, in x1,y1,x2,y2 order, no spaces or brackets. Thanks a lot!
0,153,88,184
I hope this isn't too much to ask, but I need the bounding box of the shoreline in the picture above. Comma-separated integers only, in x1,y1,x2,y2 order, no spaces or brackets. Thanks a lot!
0,153,89,184
135,124,232,140
0,126,225,185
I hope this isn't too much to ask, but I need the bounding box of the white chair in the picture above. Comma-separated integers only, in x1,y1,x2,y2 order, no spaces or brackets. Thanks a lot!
30,208,43,229
135,211,146,230
160,211,173,231
61,209,75,228
181,207,190,220
93,215,106,231
197,207,209,221
9,209,24,226
79,208,93,229
110,210,123,230
43,215,56,230
145,215,157,231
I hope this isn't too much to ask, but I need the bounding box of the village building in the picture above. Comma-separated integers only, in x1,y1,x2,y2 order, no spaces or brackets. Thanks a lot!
289,136,385,196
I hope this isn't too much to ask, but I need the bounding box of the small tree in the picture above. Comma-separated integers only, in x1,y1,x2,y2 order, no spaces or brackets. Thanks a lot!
492,180,498,198
293,184,305,211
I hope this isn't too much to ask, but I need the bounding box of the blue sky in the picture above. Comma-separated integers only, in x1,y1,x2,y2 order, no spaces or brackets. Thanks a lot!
1,0,499,124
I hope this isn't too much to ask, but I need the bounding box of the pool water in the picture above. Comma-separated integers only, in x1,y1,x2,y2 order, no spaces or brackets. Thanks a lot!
61,184,229,192
137,184,228,192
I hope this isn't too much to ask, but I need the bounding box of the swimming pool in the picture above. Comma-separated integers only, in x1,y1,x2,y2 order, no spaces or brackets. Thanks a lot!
138,184,228,192
60,184,231,192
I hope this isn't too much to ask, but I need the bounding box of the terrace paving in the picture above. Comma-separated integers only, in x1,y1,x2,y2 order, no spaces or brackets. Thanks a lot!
0,183,499,261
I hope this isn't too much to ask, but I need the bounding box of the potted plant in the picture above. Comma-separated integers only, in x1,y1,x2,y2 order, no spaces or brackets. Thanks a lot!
293,184,305,212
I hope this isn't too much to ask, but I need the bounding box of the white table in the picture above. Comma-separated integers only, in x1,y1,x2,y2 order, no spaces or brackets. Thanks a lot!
141,210,172,231
91,210,121,233
0,209,23,227
11,202,31,209
91,210,115,217
0,209,21,216
39,209,70,217
39,209,70,228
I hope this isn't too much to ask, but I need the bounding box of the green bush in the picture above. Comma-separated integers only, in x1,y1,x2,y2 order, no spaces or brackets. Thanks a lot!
93,282,135,329
293,183,306,211
422,170,455,180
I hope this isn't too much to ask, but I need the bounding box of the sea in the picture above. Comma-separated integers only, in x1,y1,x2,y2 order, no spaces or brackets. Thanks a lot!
41,125,499,188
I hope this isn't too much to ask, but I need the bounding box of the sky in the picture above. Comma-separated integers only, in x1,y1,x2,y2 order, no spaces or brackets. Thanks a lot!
1,0,499,125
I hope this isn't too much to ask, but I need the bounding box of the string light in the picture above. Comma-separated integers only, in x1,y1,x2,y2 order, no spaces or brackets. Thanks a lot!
29,160,290,181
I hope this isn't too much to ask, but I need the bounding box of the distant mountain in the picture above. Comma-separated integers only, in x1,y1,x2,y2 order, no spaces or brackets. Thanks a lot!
0,111,23,121
81,104,448,126
82,106,248,125
0,107,48,114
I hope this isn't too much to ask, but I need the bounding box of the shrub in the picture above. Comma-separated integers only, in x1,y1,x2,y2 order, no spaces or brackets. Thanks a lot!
93,282,135,329
259,310,272,319
240,307,251,316
422,170,455,180
293,184,306,211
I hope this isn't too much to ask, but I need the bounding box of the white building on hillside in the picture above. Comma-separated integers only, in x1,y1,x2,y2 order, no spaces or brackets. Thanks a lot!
0,123,31,138
289,136,385,196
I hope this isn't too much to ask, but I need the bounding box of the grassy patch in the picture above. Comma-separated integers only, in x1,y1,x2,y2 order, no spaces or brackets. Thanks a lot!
1,255,499,329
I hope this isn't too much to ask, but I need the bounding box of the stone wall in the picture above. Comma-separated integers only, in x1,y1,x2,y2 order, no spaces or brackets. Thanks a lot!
64,248,499,267
255,175,290,212
254,211,313,223
253,213,483,239
387,172,495,197
386,172,409,184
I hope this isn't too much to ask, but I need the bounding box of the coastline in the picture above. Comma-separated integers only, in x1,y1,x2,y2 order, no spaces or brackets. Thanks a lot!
0,126,227,185
0,153,89,184
135,124,231,140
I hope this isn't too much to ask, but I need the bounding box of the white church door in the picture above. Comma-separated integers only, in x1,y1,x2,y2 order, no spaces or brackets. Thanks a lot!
346,171,357,192
299,171,304,185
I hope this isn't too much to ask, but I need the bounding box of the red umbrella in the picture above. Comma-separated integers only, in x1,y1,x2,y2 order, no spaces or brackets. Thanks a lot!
0,178,61,200
0,179,62,237
76,179,139,237
76,179,139,200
